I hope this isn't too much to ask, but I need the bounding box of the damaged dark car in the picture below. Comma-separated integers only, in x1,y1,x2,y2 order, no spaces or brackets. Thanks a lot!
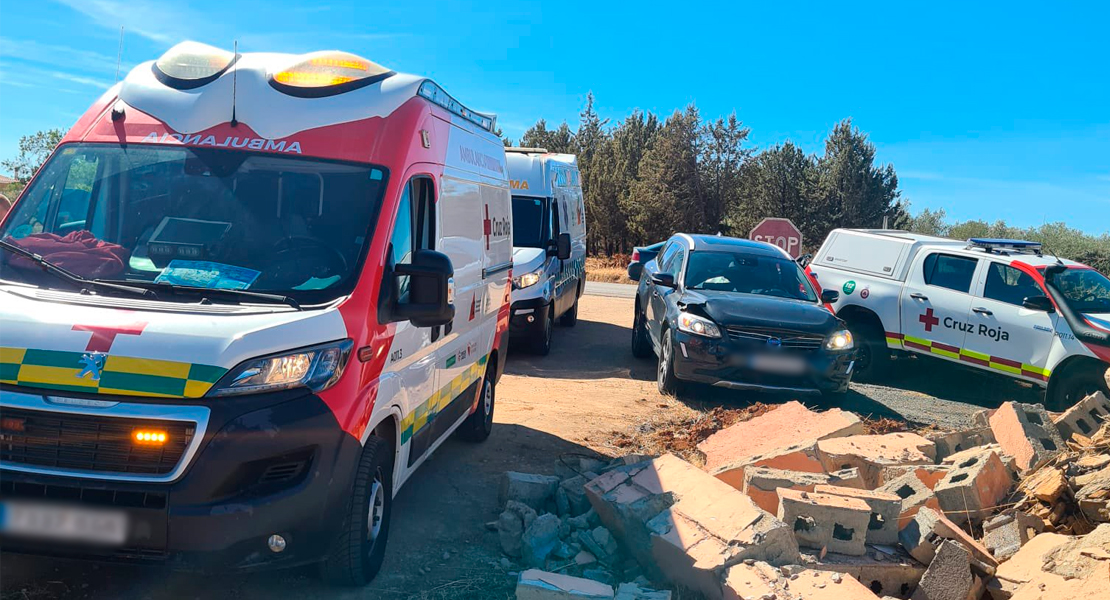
631,234,856,397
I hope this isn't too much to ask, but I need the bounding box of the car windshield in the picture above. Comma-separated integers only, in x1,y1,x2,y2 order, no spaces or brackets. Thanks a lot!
1054,267,1110,313
684,250,817,302
0,144,387,305
511,196,547,248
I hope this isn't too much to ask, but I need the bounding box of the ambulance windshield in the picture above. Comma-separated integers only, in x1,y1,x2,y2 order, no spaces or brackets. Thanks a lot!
0,144,387,305
511,196,548,248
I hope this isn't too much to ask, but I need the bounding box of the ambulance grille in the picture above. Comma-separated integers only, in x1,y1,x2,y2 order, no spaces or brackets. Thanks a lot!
725,327,825,352
0,408,193,475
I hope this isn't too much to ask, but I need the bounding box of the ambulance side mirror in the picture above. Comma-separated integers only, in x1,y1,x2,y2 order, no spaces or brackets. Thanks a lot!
554,232,571,260
392,250,455,328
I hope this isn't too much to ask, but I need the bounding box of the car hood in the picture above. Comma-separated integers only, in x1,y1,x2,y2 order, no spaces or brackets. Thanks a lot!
513,247,545,272
680,289,839,333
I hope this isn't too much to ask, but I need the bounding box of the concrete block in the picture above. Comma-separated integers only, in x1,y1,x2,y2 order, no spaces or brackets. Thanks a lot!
813,484,902,545
584,454,797,599
501,471,561,512
498,500,539,558
911,540,977,600
558,475,592,517
927,427,996,461
522,513,563,568
1054,391,1110,441
879,465,951,489
800,547,927,599
816,433,937,489
899,507,998,569
741,466,864,514
988,402,1064,473
723,561,878,600
877,472,941,530
934,450,1013,525
516,569,615,600
777,488,872,556
982,510,1043,562
699,401,865,488
986,532,1070,599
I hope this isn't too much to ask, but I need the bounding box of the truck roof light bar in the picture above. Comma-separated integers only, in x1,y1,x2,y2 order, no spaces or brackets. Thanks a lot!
505,147,550,154
967,238,1043,255
417,81,496,132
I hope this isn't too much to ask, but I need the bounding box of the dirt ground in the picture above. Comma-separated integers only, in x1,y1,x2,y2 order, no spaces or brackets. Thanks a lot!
0,294,1043,599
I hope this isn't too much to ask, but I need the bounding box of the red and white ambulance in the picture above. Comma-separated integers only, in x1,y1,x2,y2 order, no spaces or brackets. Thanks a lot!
0,41,513,585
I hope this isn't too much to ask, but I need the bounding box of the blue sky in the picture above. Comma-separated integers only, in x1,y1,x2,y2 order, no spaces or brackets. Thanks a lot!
1,0,1107,233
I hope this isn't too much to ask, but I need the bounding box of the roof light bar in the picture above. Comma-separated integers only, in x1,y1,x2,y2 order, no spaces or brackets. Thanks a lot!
417,81,496,132
968,238,1043,255
270,51,393,98
153,41,237,89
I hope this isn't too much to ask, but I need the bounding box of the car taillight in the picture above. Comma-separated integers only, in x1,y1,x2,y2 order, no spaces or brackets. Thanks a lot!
631,250,640,262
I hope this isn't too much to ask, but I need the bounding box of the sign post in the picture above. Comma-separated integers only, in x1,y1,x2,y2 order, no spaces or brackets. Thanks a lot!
750,218,803,258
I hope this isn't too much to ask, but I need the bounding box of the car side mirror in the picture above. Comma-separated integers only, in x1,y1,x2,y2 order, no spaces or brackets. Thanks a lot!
651,272,676,289
392,249,455,327
797,253,812,268
820,289,840,304
549,232,571,260
1022,295,1055,313
628,262,643,282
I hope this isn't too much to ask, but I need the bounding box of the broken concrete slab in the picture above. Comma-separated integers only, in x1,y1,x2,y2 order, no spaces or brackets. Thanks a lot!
1008,524,1110,600
876,471,942,530
879,465,951,490
813,484,902,545
982,510,1044,561
501,471,562,512
585,454,798,600
988,402,1064,474
816,432,937,489
985,532,1070,599
557,474,592,517
498,500,539,558
899,507,998,570
928,427,996,461
934,449,1013,525
722,561,878,600
910,540,976,600
778,488,872,556
522,513,563,568
699,401,865,487
516,569,615,600
799,547,926,599
741,466,864,514
1053,391,1110,441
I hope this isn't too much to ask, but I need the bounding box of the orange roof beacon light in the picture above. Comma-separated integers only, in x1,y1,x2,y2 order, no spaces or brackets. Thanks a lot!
153,41,237,89
270,51,394,97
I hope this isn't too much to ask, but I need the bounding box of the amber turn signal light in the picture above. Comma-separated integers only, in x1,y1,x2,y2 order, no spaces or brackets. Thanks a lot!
133,430,168,445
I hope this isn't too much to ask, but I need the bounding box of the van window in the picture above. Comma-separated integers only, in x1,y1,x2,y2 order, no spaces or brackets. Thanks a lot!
390,185,414,303
923,253,978,293
984,263,1043,306
389,177,436,304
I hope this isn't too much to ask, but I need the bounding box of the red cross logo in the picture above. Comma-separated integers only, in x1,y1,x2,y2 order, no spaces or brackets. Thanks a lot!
918,308,940,332
72,321,148,353
482,204,492,250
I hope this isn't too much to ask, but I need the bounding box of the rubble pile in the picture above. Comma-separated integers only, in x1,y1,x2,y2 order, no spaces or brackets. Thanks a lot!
504,393,1110,599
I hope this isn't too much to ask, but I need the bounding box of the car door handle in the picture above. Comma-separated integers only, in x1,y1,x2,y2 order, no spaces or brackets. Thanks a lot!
972,307,993,316
909,293,929,301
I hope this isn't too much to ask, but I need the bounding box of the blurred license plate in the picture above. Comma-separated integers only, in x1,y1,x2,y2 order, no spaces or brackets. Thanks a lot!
749,353,806,374
0,501,128,545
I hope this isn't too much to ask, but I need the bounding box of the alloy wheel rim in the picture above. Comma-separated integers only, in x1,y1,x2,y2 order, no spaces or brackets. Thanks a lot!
483,379,493,424
367,471,385,542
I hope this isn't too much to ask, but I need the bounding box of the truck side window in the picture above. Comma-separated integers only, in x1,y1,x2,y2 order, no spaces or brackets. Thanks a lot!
984,263,1043,306
389,177,436,306
922,253,977,293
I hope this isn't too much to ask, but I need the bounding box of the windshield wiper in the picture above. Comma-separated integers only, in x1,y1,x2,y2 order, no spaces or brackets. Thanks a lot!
103,280,302,310
0,239,156,299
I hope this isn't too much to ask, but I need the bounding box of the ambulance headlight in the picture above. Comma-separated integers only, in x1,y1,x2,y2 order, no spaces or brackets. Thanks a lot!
208,340,353,396
270,51,393,97
154,41,236,89
513,268,544,290
825,329,855,351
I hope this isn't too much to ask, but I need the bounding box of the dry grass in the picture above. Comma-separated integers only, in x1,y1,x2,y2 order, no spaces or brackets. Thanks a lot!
586,255,634,284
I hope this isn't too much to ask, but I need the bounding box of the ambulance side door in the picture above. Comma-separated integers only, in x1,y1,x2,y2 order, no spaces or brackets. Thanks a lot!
899,251,978,359
964,260,1058,383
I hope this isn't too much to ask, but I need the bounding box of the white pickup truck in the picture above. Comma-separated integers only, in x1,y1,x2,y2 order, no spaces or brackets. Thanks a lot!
809,229,1110,409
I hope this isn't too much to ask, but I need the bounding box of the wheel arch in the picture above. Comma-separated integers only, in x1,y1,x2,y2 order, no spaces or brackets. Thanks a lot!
1047,355,1110,399
837,304,887,336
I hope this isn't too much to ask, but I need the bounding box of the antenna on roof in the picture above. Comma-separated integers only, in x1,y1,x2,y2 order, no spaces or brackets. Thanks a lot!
230,40,239,128
114,26,124,82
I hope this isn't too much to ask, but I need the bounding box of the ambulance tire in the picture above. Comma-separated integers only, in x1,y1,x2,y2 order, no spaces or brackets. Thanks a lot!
458,365,495,442
848,320,891,382
560,296,579,327
530,306,554,356
1046,367,1108,412
320,436,393,587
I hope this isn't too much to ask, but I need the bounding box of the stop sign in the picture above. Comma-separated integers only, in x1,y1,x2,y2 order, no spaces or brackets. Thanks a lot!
750,218,803,258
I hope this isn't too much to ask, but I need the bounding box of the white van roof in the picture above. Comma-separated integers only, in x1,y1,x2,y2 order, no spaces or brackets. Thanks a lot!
505,149,578,197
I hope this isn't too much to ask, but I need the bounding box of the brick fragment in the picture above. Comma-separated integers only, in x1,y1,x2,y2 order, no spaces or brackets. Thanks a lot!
879,464,951,489
898,507,998,569
985,532,1069,599
1008,524,1110,600
778,488,872,556
740,466,863,514
813,484,902,545
1075,464,1110,523
501,471,561,512
1053,391,1110,441
988,402,1064,473
934,450,1013,525
516,569,615,600
982,510,1044,561
927,427,996,461
876,472,941,530
816,432,937,489
699,401,865,487
910,539,977,600
799,547,926,599
722,562,877,600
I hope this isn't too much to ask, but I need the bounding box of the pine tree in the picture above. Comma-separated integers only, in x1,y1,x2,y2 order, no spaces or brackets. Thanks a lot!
626,107,702,244
700,113,752,234
818,119,906,230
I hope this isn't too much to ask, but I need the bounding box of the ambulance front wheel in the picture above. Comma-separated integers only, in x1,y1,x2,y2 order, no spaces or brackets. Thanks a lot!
319,436,393,586
458,364,496,442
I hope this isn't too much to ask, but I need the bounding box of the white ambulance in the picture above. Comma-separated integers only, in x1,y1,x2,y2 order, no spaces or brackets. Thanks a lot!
0,41,513,585
809,229,1110,409
505,149,587,355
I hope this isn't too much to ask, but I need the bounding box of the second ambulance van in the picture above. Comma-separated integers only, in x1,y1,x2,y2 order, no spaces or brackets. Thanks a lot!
0,41,512,585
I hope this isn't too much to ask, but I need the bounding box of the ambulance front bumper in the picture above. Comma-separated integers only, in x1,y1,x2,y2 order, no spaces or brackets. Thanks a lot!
0,386,362,572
